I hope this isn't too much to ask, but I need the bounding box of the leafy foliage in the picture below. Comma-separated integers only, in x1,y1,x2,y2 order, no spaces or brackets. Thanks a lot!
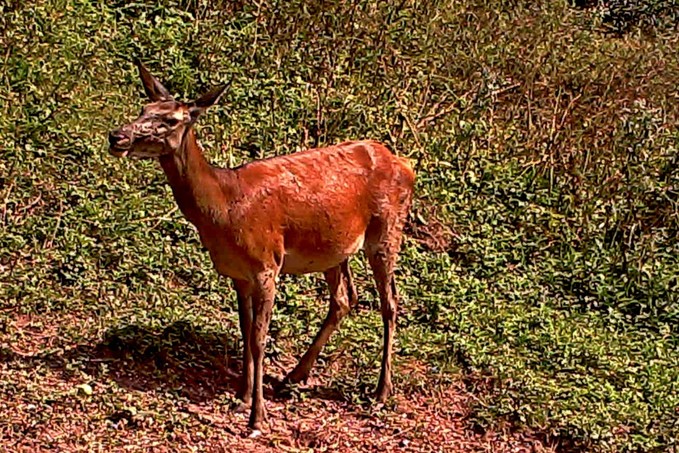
602,0,679,34
1,0,678,451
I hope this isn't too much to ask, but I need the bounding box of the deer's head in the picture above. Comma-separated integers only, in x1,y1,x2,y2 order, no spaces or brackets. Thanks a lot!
109,60,226,159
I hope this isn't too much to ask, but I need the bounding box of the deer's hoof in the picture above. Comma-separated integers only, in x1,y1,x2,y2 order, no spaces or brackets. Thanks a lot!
375,381,393,404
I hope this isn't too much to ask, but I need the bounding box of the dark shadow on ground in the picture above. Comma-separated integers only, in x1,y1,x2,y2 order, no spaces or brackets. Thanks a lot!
0,321,242,403
0,320,360,405
273,377,373,406
92,321,242,402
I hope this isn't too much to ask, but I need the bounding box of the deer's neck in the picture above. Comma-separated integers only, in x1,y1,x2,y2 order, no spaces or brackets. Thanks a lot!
159,127,231,226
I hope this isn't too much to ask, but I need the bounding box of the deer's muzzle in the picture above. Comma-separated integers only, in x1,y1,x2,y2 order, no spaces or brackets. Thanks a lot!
109,130,132,157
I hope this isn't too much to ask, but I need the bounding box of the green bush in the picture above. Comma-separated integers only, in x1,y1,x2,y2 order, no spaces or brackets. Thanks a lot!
602,0,679,34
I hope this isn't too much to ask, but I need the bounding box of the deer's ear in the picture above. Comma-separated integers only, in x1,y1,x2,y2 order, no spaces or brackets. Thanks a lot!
188,85,227,120
135,59,172,102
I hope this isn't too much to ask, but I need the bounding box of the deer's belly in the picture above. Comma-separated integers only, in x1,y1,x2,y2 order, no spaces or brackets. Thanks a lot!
281,233,365,274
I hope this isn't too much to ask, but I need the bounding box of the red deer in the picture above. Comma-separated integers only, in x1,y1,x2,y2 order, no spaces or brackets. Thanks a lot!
108,61,415,435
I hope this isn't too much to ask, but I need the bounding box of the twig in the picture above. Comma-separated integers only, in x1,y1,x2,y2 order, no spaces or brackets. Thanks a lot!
17,193,42,214
416,95,455,129
181,404,239,435
43,200,64,250
0,181,14,226
416,83,520,130
129,206,179,225
491,82,521,98
384,424,417,441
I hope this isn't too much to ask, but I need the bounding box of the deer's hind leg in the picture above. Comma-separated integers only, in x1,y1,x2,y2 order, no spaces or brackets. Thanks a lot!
283,260,358,386
365,189,412,402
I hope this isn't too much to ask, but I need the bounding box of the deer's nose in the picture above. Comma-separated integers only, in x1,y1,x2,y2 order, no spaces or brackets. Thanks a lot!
109,130,131,147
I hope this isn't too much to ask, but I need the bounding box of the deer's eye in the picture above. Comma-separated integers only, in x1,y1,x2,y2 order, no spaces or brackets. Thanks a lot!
166,118,180,127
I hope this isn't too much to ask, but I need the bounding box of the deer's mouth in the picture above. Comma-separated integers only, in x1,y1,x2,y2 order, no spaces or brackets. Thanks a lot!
109,147,130,158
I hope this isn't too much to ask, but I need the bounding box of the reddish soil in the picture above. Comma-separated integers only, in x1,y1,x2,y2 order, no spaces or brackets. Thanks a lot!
0,314,554,452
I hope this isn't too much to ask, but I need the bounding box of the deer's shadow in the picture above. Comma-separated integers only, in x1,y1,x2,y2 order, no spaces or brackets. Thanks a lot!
0,321,243,403
87,321,243,402
97,322,350,402
1,320,358,405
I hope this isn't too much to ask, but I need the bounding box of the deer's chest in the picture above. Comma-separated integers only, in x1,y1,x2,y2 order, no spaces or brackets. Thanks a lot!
198,229,253,281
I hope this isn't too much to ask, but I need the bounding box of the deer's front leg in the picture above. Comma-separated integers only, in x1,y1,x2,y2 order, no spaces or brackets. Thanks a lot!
248,269,277,433
234,279,254,406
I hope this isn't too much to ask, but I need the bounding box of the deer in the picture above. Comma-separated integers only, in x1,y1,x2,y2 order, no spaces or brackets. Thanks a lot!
108,61,415,435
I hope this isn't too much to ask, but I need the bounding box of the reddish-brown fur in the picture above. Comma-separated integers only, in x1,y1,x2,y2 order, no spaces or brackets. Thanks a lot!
109,61,415,433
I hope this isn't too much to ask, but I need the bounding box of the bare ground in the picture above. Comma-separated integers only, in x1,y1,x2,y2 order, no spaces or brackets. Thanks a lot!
0,313,555,452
